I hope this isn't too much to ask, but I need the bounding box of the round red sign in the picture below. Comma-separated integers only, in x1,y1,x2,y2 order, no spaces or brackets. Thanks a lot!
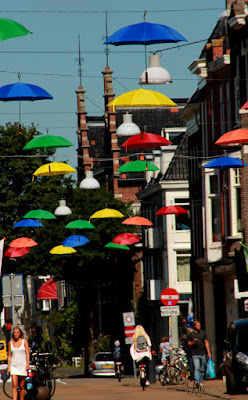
124,326,135,338
160,288,179,306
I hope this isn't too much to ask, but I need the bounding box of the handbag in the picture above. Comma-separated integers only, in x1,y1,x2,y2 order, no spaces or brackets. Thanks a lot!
205,357,216,379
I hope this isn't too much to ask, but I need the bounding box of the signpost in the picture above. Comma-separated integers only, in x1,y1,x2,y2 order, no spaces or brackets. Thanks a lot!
2,274,24,329
160,288,180,348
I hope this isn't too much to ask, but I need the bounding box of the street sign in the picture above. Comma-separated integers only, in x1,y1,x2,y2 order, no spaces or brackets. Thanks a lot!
160,305,180,317
244,299,248,312
123,312,135,327
124,326,135,338
160,288,179,306
125,337,133,345
2,274,24,308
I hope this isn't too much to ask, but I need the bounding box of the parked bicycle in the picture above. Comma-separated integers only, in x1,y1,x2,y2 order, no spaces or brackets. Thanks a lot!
158,347,188,386
30,352,57,396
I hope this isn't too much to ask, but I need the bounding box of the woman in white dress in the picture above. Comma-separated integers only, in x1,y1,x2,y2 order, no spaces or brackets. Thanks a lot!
7,326,30,400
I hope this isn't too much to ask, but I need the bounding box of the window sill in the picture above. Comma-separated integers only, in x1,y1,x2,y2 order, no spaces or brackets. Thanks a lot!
226,234,242,240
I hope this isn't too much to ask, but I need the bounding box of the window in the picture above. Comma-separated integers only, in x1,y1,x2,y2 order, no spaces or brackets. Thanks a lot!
233,169,241,233
210,88,215,140
234,56,240,124
219,84,225,135
208,174,221,242
226,81,232,131
176,251,191,282
174,198,190,231
42,300,51,311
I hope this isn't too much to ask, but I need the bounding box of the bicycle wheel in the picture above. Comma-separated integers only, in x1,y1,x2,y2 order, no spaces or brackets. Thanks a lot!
3,375,13,399
175,367,188,385
140,377,146,390
159,368,168,386
45,374,56,397
167,366,177,384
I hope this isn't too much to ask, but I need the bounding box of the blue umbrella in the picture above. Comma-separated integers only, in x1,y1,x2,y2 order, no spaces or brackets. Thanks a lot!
104,22,187,46
62,235,89,248
204,156,247,170
13,219,44,228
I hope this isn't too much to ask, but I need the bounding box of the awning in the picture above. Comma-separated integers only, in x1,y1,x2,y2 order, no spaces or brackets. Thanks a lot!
37,279,58,300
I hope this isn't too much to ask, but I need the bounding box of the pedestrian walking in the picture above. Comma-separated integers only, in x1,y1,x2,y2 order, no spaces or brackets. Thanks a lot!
159,336,171,364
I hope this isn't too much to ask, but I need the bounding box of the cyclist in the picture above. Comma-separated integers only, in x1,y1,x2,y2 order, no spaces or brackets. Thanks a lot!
112,340,124,376
130,325,152,386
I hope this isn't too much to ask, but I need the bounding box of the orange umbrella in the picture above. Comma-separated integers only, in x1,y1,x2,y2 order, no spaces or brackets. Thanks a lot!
215,129,248,146
9,237,38,248
122,216,153,226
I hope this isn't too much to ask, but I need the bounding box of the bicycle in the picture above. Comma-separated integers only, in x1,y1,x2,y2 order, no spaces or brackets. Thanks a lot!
139,362,146,391
3,372,35,400
31,352,56,397
187,380,205,397
115,362,123,382
159,361,171,385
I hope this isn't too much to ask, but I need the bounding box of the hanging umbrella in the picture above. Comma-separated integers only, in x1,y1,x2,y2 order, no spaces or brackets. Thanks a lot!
65,220,95,229
23,209,56,220
117,160,159,173
0,19,32,42
4,247,30,257
33,162,76,180
107,88,176,110
122,216,153,226
215,129,248,146
104,21,187,46
113,233,140,245
50,245,77,255
204,157,247,170
23,135,73,151
13,219,44,228
90,208,124,220
104,242,130,251
37,279,58,300
156,206,188,216
9,237,38,248
62,235,89,248
121,132,172,151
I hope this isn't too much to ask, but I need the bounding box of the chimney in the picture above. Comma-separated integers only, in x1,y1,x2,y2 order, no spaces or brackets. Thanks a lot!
76,85,91,182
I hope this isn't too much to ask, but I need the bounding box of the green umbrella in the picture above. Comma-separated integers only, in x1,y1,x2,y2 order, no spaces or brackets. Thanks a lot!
23,135,73,150
23,209,56,220
65,220,95,229
105,242,130,251
0,19,32,42
117,160,159,173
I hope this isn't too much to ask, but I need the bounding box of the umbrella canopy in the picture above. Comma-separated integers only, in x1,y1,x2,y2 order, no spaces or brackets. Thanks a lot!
122,216,153,226
90,208,124,220
13,219,44,228
104,21,187,45
62,235,89,248
121,132,172,150
215,129,248,146
104,242,130,251
0,18,31,42
156,206,188,216
65,220,95,229
33,162,76,179
23,135,73,150
9,237,38,248
107,88,176,109
23,209,56,220
50,245,77,255
113,233,140,245
4,247,30,258
37,279,58,300
0,82,53,101
117,160,159,173
204,156,247,170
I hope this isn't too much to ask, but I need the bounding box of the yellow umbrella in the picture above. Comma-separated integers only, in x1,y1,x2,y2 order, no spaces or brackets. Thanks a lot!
33,162,76,181
107,88,176,111
90,208,124,220
50,245,77,255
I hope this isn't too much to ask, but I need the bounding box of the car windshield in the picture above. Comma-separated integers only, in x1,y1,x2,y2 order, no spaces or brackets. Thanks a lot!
95,353,113,362
236,327,248,352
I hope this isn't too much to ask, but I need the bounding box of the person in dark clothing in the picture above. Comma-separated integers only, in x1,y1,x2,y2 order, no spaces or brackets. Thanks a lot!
112,340,124,374
184,328,194,380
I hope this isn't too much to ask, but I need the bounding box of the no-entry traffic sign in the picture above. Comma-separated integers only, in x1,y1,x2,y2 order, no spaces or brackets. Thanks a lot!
124,326,135,338
160,288,179,306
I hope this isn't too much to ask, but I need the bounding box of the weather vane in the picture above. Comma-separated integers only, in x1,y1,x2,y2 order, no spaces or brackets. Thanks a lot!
76,34,84,86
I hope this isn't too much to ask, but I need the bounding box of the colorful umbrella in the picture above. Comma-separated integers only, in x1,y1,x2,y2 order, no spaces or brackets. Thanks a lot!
0,19,31,42
104,21,187,46
23,135,73,151
62,235,89,248
90,208,124,220
65,220,95,229
33,162,76,180
4,247,30,257
50,245,77,255
113,233,140,245
120,132,172,150
122,216,153,226
104,242,130,251
215,129,248,146
9,237,38,248
13,219,44,228
37,279,58,300
156,206,188,216
23,209,56,220
117,160,159,173
204,157,246,170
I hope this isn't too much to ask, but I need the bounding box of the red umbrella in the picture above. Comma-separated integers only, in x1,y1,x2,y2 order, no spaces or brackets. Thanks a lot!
122,216,153,226
113,232,140,245
4,247,30,257
9,237,38,248
120,132,172,151
37,279,58,300
156,206,188,216
215,129,248,146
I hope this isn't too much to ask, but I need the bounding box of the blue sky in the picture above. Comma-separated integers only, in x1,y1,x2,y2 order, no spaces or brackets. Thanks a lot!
0,1,225,168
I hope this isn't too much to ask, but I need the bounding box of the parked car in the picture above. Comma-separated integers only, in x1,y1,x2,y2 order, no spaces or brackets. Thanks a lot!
223,319,248,394
89,352,115,377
